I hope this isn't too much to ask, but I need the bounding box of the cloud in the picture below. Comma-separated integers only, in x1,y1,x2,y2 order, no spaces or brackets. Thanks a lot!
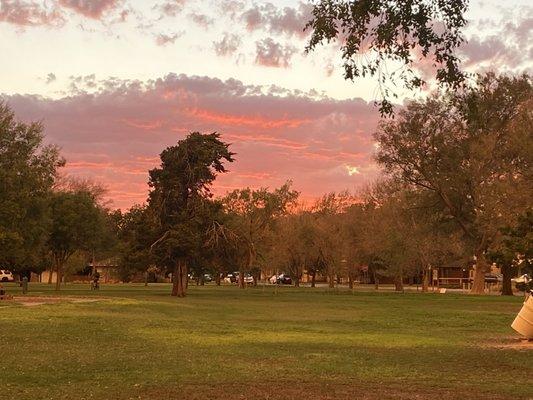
58,0,121,19
155,0,186,18
218,0,244,19
0,0,127,27
255,38,297,68
459,9,533,72
154,31,183,46
241,1,312,38
0,0,65,27
45,73,57,84
189,12,213,27
213,33,241,57
3,74,379,209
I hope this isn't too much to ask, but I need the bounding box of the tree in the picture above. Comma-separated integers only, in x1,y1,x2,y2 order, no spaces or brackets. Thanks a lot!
268,210,317,287
490,211,533,295
205,202,245,286
47,190,106,290
312,192,354,288
0,102,64,275
222,182,299,288
115,205,156,282
340,203,374,289
359,182,415,291
375,73,532,294
305,0,468,115
148,132,234,297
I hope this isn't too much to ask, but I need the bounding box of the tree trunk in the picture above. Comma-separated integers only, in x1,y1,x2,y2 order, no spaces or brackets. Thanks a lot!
172,261,188,297
394,275,404,292
239,267,245,289
144,272,148,287
215,273,221,286
171,266,179,296
373,270,379,290
47,266,53,284
55,262,62,291
422,268,429,293
294,275,300,287
470,252,489,295
310,270,316,288
179,263,188,297
328,271,335,288
348,273,354,290
501,264,513,296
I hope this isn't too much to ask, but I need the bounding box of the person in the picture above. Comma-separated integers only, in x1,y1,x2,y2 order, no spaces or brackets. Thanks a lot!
22,276,28,294
91,271,100,290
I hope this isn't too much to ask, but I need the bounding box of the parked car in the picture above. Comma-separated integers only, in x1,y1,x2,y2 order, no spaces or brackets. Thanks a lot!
269,274,292,285
236,273,254,285
224,272,238,284
512,274,531,292
234,272,254,284
203,274,213,283
0,270,15,282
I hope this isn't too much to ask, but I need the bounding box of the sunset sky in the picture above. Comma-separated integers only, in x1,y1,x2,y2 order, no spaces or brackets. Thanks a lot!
2,0,532,209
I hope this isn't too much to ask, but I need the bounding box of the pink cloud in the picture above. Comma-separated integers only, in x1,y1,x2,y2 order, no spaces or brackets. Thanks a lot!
58,0,120,19
189,12,213,27
156,0,186,18
0,0,65,27
154,31,183,46
4,74,380,209
458,9,533,72
255,38,297,68
241,1,312,38
213,33,241,57
0,0,126,27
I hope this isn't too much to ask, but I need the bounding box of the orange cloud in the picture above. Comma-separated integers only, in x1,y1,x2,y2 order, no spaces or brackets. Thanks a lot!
185,108,310,129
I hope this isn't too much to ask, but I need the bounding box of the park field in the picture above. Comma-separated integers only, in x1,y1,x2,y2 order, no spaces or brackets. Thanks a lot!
0,283,531,400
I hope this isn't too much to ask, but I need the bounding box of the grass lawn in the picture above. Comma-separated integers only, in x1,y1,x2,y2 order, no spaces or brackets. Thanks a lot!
0,283,531,400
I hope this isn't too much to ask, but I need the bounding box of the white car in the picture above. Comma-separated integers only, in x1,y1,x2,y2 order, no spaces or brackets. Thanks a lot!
512,274,531,292
0,269,15,282
237,273,254,284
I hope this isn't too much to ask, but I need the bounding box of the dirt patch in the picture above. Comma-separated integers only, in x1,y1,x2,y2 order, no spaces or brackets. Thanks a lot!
132,382,514,400
12,296,103,307
481,337,533,351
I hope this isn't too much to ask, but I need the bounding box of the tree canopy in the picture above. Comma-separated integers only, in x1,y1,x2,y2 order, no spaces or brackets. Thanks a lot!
0,102,64,271
306,0,469,115
374,73,533,293
47,189,107,290
147,132,234,297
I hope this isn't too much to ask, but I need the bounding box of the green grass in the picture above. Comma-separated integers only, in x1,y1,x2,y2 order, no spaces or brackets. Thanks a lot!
0,283,531,400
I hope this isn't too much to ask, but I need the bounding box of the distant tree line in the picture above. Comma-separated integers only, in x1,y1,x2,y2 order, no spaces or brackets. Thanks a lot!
1,73,531,296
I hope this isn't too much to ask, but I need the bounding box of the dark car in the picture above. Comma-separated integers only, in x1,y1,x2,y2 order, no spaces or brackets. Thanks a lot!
512,274,531,292
269,274,292,285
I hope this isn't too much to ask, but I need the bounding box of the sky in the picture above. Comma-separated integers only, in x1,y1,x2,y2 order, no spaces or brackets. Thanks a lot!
1,0,532,209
